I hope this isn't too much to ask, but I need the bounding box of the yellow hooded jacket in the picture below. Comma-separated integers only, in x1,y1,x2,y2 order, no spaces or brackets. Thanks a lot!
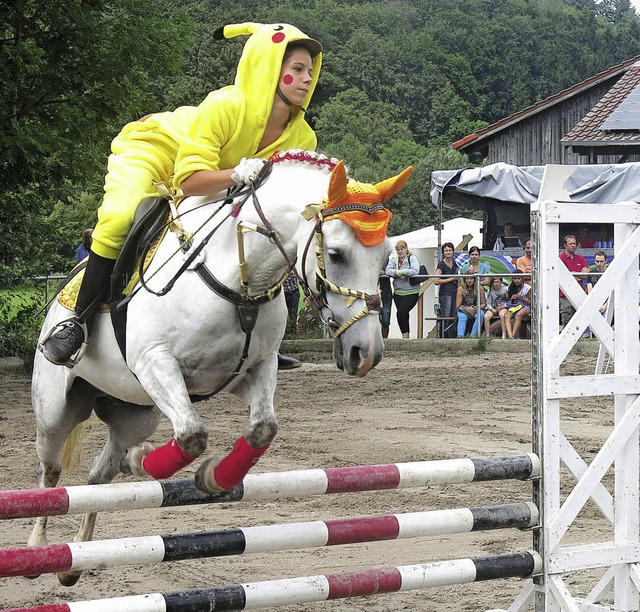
91,23,321,260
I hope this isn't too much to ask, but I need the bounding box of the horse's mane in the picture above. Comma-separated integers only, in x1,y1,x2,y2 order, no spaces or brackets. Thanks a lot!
270,150,342,174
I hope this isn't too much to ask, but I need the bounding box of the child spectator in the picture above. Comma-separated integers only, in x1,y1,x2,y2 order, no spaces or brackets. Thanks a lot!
502,276,532,339
484,276,508,337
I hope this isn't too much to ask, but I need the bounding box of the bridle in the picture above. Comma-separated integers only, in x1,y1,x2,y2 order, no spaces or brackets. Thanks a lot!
299,201,382,339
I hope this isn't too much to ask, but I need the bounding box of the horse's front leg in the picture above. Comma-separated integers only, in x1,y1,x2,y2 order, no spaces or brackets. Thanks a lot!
195,353,279,493
121,349,208,479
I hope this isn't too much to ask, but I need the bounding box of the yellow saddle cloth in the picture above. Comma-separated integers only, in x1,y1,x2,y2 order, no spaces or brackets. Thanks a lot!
57,230,165,312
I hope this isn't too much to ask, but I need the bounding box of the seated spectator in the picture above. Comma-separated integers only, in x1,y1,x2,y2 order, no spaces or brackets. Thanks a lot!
493,222,523,250
515,239,532,284
576,224,596,249
599,224,613,247
459,246,491,288
456,275,486,338
502,275,532,339
483,276,508,337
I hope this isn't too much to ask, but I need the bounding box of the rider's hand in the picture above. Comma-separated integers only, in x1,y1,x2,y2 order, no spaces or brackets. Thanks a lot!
231,158,266,187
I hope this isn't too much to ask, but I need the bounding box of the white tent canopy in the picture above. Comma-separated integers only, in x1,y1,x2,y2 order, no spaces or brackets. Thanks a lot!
389,217,483,249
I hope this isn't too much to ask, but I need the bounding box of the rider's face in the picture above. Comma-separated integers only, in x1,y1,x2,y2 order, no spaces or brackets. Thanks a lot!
278,48,313,107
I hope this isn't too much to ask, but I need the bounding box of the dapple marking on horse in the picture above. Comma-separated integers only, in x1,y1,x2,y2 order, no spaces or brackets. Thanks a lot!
28,151,411,585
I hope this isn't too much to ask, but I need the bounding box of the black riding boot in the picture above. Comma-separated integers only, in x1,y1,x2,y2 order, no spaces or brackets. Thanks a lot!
40,252,115,367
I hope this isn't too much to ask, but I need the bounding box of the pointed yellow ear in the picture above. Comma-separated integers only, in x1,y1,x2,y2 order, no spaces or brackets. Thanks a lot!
327,160,348,207
374,166,413,202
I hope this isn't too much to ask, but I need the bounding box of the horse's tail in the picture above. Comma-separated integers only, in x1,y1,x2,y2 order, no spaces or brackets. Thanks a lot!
60,422,88,472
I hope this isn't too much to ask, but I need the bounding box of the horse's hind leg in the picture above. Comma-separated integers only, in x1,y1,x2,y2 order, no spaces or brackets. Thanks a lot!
27,370,95,574
56,398,162,587
28,374,95,548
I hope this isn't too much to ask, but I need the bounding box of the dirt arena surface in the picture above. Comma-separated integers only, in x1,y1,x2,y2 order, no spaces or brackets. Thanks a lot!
0,340,608,611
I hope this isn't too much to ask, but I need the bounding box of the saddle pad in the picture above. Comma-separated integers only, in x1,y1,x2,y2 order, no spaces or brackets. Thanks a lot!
57,230,165,312
57,263,110,313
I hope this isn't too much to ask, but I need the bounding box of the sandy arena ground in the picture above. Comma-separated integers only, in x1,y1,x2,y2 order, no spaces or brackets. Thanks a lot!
0,340,612,611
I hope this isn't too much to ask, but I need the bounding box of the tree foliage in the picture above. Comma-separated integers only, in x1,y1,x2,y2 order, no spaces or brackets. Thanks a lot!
1,0,640,285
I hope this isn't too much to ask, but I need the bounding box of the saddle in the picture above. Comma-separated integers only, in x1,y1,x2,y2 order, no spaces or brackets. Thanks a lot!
109,196,172,361
111,196,171,301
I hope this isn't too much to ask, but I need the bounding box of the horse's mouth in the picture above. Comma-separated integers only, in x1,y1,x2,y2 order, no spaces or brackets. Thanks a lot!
333,337,382,377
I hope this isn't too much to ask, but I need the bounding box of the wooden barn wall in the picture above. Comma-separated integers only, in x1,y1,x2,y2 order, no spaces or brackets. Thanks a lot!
484,83,614,166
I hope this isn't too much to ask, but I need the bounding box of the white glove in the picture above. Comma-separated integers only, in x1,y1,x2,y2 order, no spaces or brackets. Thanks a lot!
231,157,266,186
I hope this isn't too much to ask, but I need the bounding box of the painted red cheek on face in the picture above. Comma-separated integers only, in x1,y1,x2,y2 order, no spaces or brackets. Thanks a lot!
283,74,294,85
272,32,285,43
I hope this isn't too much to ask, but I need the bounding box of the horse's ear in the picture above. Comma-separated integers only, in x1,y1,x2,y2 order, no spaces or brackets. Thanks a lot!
327,160,348,207
374,166,413,203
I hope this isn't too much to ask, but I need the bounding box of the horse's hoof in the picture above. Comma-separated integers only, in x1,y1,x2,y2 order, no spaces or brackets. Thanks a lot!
120,442,155,477
58,570,82,587
195,457,225,494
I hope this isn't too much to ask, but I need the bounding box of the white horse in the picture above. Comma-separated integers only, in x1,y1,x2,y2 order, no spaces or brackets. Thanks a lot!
28,151,412,585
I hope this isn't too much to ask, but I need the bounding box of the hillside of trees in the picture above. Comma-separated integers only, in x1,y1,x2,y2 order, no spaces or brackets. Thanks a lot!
2,0,640,284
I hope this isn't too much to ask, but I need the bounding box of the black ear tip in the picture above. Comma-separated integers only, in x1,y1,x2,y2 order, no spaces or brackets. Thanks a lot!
213,26,225,40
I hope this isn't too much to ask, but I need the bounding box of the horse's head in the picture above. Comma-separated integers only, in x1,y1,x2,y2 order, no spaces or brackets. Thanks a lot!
303,161,412,377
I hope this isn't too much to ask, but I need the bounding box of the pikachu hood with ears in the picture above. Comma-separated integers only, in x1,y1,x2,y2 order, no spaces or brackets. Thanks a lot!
174,23,323,190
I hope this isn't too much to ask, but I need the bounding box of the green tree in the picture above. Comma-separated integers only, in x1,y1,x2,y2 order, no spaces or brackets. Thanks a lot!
0,0,191,284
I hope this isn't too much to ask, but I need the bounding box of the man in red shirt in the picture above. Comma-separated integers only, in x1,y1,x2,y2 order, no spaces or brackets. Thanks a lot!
559,234,589,330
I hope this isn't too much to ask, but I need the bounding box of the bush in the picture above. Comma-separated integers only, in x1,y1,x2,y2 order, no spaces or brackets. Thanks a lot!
0,290,45,366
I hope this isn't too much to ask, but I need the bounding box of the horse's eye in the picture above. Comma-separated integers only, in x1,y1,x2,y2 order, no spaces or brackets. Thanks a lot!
327,248,346,264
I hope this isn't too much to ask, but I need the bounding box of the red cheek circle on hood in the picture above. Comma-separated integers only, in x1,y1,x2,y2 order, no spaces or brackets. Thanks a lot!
272,32,286,44
283,74,294,85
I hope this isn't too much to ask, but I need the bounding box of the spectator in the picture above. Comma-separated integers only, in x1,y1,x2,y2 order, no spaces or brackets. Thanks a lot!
379,269,393,339
456,275,486,338
576,224,595,249
599,224,613,247
434,242,458,338
459,246,491,288
503,275,532,339
515,239,532,284
385,240,420,338
296,296,323,338
75,228,93,263
493,222,523,250
587,251,609,314
559,234,590,333
483,276,509,337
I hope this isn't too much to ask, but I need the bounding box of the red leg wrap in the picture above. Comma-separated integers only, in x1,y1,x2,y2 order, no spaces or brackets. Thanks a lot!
142,438,197,479
213,436,269,490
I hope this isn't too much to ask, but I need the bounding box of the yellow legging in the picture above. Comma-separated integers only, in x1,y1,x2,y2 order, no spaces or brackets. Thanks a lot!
91,118,183,260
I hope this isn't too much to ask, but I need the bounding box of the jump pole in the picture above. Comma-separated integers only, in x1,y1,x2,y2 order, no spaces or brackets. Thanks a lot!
3,550,542,612
0,502,538,578
0,453,540,520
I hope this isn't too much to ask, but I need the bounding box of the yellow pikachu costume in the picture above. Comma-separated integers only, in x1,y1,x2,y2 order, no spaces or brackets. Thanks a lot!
91,23,322,260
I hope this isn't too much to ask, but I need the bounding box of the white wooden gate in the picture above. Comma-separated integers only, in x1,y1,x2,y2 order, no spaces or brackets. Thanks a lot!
504,165,640,611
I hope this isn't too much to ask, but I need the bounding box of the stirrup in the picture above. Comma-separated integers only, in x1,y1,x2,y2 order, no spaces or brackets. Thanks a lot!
38,317,89,368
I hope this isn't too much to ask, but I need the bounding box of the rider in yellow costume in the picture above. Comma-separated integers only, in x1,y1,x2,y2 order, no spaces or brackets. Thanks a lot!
40,22,322,368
